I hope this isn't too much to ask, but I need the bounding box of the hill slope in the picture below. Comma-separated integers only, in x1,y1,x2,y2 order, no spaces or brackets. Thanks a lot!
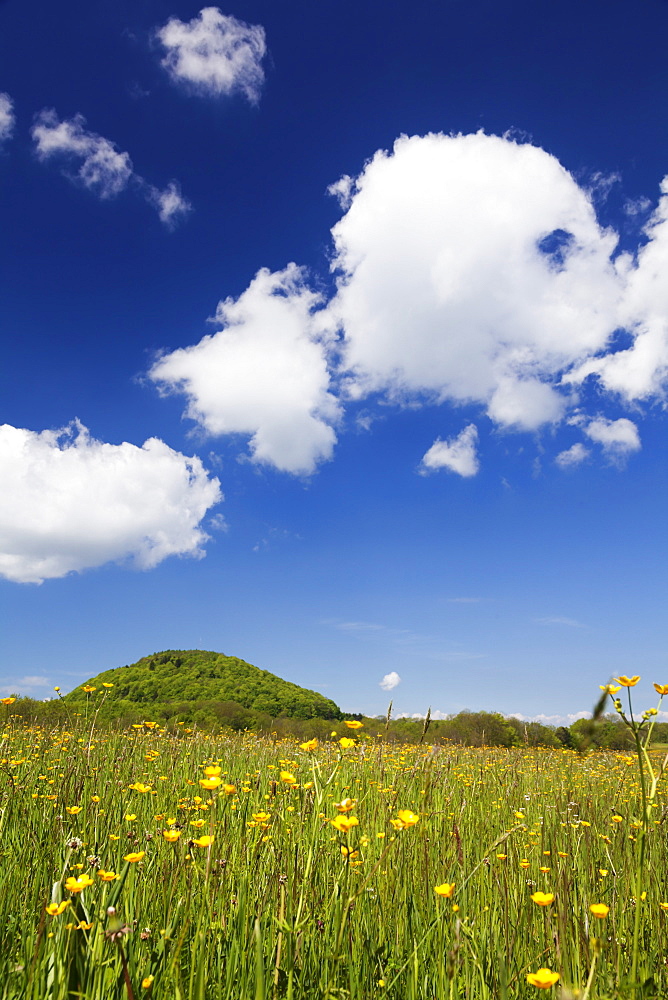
66,649,341,720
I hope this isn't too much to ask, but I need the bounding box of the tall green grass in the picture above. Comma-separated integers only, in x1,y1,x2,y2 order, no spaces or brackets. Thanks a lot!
1,704,667,998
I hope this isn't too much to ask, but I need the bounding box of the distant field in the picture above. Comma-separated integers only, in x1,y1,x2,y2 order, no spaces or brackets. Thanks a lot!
2,717,667,999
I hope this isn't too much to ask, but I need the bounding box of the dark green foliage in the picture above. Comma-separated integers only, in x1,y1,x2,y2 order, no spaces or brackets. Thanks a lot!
64,649,342,721
555,725,575,747
571,714,635,750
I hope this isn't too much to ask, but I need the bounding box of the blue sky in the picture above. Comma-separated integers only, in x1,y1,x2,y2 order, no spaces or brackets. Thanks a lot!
1,0,666,724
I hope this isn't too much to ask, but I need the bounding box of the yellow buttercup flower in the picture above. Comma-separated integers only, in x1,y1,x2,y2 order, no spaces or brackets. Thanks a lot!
600,684,621,695
223,783,236,795
66,806,82,815
394,809,419,829
338,737,356,749
331,815,359,834
590,903,609,918
280,771,297,783
192,835,214,848
190,819,206,828
252,811,271,823
203,765,221,776
46,901,70,915
653,683,668,695
526,968,560,989
65,875,94,893
530,891,555,906
0,697,16,705
142,975,154,989
434,883,455,897
163,829,181,842
98,870,119,882
340,845,359,859
614,675,640,687
343,720,364,729
81,685,96,693
102,682,114,688
129,782,151,793
299,738,318,751
199,776,222,790
124,851,146,863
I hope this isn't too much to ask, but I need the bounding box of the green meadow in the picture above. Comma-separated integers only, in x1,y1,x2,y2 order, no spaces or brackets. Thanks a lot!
1,681,667,999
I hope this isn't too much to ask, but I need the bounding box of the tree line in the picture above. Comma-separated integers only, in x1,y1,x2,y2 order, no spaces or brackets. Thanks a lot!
5,696,666,750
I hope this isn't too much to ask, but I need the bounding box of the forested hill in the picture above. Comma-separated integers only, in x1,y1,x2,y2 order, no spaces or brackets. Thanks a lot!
65,649,342,720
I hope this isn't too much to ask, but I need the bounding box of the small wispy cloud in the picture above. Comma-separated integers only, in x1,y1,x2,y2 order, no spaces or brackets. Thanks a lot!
555,442,590,469
156,7,266,104
32,110,132,198
31,110,190,227
325,620,414,640
534,616,585,628
380,671,401,691
0,675,49,695
0,93,16,145
340,621,396,634
327,174,355,210
623,196,652,217
144,180,192,228
322,619,484,664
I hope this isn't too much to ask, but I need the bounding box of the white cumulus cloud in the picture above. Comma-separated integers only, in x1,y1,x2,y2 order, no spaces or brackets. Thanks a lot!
584,416,641,457
325,132,620,432
380,671,401,691
0,421,221,584
570,177,668,402
0,93,15,144
31,110,190,226
149,264,341,475
510,711,591,726
147,132,668,475
156,7,266,103
420,423,479,477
